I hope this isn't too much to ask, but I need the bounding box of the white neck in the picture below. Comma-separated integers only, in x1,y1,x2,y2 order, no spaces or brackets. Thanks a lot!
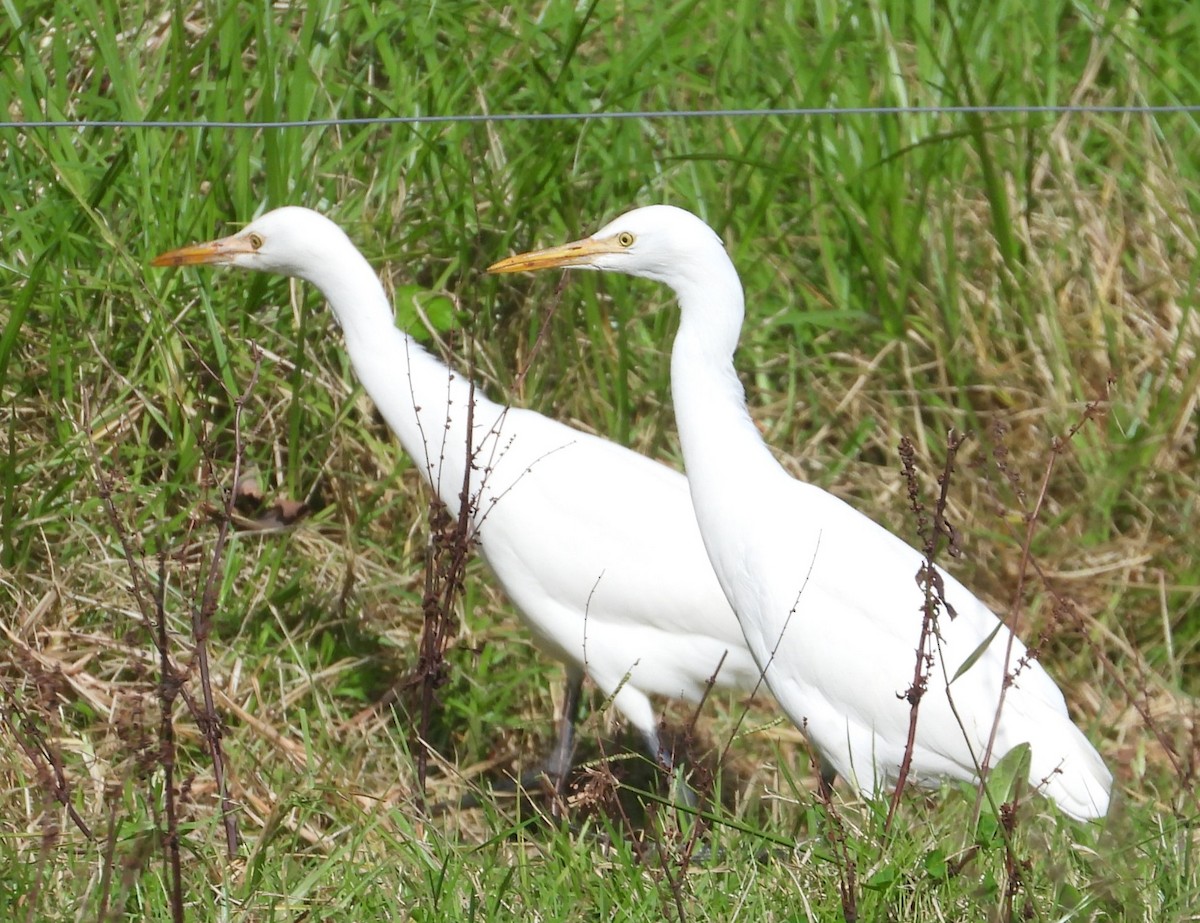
668,252,782,528
298,239,504,517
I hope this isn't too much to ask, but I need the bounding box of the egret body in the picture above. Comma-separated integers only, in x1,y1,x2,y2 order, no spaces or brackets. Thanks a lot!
152,206,763,789
489,204,1112,820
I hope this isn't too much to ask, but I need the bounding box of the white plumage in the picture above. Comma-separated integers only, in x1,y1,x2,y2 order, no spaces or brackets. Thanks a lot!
488,204,1112,820
152,206,763,786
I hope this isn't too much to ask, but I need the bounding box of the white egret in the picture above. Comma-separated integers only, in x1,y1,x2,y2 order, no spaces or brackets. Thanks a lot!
152,206,764,795
488,205,1112,821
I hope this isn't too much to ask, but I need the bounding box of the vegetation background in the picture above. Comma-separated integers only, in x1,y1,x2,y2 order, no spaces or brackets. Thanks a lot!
2,0,1197,919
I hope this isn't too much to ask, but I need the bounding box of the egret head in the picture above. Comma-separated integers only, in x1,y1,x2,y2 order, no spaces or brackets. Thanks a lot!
487,205,726,287
152,207,348,284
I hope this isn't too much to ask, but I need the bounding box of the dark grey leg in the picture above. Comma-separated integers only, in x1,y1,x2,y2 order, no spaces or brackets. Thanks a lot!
540,668,584,792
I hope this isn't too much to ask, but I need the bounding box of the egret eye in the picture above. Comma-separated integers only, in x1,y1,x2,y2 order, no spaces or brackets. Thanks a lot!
247,232,264,250
616,231,635,248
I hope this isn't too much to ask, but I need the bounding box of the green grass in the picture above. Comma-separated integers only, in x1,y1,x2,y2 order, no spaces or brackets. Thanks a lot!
2,0,1199,919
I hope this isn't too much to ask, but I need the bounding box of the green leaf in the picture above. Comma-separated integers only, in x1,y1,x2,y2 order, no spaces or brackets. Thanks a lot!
978,742,1032,812
864,865,900,892
923,848,949,881
950,621,1004,684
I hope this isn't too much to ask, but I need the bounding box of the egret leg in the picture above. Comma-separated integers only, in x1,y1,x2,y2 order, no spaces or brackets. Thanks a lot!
508,668,586,796
541,668,584,792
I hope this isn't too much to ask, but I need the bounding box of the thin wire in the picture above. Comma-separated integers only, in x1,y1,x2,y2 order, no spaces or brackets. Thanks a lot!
2,103,1198,131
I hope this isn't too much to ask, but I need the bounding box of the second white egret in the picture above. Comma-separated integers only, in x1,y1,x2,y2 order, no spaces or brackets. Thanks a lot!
489,204,1112,821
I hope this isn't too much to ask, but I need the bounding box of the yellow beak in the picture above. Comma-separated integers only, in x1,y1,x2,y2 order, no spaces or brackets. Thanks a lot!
151,234,256,268
486,236,622,274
